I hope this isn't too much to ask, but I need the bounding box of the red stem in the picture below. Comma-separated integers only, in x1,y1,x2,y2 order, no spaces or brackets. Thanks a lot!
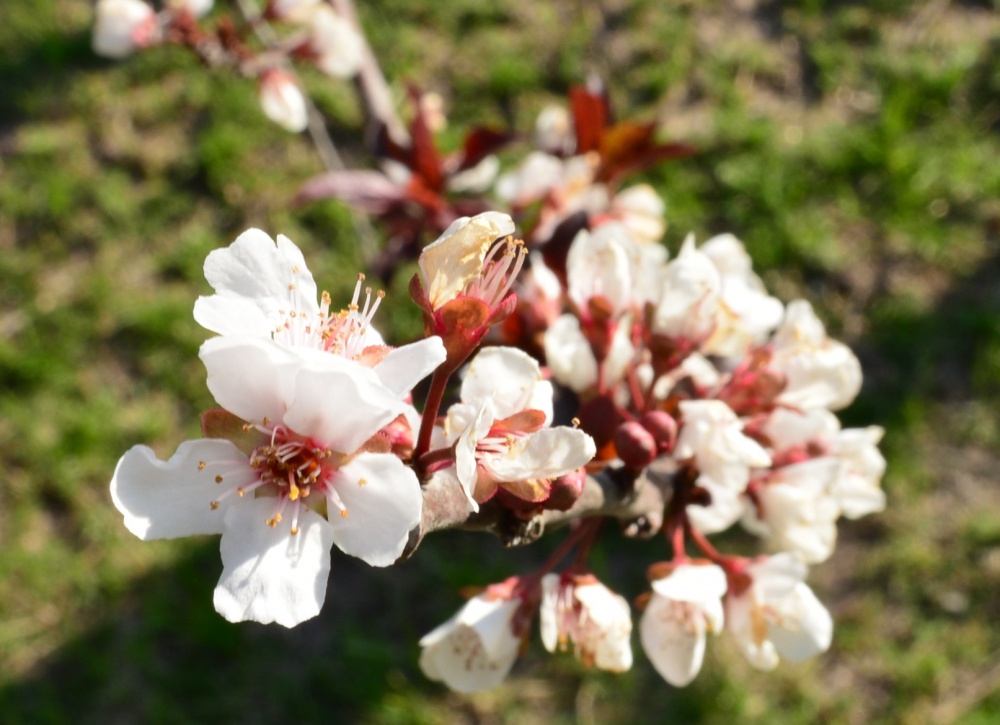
685,519,727,565
414,365,455,469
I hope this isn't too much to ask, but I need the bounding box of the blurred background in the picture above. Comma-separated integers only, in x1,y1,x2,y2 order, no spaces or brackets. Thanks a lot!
2,1,1000,723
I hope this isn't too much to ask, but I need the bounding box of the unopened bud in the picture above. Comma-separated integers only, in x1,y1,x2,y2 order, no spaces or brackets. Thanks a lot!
614,421,657,470
543,467,586,511
640,410,677,452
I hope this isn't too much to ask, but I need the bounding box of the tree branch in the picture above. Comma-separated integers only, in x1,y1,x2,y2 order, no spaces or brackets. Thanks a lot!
402,461,674,558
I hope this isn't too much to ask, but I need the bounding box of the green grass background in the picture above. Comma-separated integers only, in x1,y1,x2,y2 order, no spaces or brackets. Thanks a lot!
2,0,1000,722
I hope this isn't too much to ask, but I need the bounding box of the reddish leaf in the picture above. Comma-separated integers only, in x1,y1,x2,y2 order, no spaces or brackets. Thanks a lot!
456,127,513,171
570,84,610,153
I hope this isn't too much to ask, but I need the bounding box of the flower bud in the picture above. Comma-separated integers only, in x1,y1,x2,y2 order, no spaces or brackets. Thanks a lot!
92,0,158,59
259,69,308,133
615,421,657,470
640,410,677,452
543,467,586,511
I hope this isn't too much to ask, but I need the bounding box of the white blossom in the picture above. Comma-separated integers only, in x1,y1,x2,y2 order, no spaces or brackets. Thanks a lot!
651,234,721,343
417,212,518,311
544,312,634,393
640,562,726,686
540,574,633,672
305,6,364,78
193,228,445,397
111,337,422,627
92,0,157,59
258,69,309,133
419,592,523,693
607,184,666,244
700,233,783,359
727,554,833,670
771,300,862,411
446,347,595,508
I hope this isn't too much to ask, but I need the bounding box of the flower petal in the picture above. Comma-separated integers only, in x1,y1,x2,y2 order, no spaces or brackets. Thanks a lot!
482,427,596,482
326,453,422,567
373,337,446,397
201,336,303,425
641,594,707,687
461,346,549,420
284,363,404,453
651,562,727,603
213,497,334,627
111,440,250,540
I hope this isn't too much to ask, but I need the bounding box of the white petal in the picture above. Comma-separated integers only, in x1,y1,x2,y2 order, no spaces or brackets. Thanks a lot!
111,440,249,540
213,498,335,627
461,346,547,419
454,403,494,510
768,583,833,661
539,573,561,652
641,594,707,687
686,476,746,534
201,336,302,425
482,427,596,482
544,314,599,392
747,553,808,601
194,295,272,338
284,363,404,453
200,228,318,331
651,562,727,603
374,337,446,397
419,597,521,693
326,453,422,567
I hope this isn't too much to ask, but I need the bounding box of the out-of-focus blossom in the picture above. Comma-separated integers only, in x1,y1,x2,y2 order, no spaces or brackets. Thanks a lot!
540,573,633,671
420,581,526,693
640,562,726,686
605,184,666,245
700,234,783,359
770,300,862,411
92,0,158,59
167,0,213,18
650,234,721,345
727,554,832,670
304,6,364,78
258,69,309,133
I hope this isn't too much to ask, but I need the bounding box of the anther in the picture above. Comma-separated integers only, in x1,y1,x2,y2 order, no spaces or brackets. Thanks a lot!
198,461,206,470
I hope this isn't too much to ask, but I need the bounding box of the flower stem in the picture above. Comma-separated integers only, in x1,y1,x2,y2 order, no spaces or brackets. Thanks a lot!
414,365,455,469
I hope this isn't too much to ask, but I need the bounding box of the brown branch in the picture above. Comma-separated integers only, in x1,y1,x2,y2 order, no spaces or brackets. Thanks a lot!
401,461,675,559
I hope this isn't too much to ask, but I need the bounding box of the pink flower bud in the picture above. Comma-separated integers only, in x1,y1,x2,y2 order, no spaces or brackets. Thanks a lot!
544,467,586,511
614,421,657,470
640,410,677,452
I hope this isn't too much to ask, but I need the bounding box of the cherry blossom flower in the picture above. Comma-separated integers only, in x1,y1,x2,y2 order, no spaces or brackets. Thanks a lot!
544,311,634,394
640,561,726,686
743,458,842,564
727,554,833,670
412,212,527,365
700,233,783,359
419,580,527,693
258,69,309,133
167,0,213,18
92,0,158,59
770,300,862,411
674,400,771,534
302,5,364,78
194,228,445,397
111,336,421,627
444,347,596,508
605,184,666,244
540,573,633,672
650,234,721,345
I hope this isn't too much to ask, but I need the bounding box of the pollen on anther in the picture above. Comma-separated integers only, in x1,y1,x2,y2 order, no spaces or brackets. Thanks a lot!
571,417,581,428
198,461,206,470
210,501,220,510
215,475,223,484
340,509,349,519
290,527,300,536
357,477,367,487
288,283,297,291
237,487,245,497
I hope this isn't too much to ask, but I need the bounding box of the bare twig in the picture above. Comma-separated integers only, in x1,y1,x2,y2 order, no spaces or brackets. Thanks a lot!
329,0,409,146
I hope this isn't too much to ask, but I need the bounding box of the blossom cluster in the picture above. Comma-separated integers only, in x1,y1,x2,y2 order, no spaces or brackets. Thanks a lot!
100,6,886,696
